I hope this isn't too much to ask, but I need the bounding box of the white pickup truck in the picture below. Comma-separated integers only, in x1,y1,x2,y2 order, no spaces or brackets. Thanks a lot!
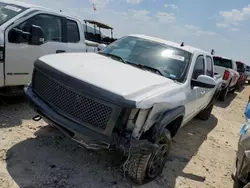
0,0,102,96
213,56,240,101
25,34,222,184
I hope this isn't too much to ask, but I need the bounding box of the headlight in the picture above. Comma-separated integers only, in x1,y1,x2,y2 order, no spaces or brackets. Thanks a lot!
126,108,152,139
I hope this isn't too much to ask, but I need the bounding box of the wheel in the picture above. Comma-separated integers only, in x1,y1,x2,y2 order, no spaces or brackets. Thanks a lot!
124,130,171,185
248,80,250,85
231,87,236,94
197,103,214,121
218,86,229,101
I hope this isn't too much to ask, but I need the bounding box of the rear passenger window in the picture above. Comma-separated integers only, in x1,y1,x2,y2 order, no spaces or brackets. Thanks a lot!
67,19,80,43
192,55,205,80
206,56,213,77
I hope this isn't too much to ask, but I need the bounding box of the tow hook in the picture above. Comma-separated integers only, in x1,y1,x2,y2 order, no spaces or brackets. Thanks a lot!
32,115,42,121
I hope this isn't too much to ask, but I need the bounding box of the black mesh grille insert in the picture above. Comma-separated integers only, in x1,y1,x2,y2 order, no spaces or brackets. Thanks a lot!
32,69,114,130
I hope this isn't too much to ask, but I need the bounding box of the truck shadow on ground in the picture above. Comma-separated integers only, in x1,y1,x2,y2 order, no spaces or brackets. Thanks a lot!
215,93,238,108
0,96,36,128
5,115,218,188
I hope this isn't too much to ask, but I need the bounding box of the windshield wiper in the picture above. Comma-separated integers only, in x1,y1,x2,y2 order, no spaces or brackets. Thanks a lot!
98,52,127,64
128,62,164,76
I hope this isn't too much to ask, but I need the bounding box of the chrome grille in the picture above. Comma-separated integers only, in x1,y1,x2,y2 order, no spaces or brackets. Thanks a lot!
32,69,115,130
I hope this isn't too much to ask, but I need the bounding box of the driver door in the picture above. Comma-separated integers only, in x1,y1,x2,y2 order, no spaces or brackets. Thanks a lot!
185,55,207,122
4,13,67,86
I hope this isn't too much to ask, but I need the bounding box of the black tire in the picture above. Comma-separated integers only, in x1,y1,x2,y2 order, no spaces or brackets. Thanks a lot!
230,88,236,94
125,130,171,185
218,86,229,101
248,80,250,85
197,103,214,121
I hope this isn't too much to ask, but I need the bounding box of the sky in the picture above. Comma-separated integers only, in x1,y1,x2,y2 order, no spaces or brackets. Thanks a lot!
17,0,250,64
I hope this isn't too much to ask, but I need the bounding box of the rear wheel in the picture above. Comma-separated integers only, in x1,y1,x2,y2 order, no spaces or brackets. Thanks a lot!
219,86,229,101
125,130,171,185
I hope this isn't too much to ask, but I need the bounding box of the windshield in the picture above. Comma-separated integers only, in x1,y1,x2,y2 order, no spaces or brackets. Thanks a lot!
213,57,232,69
101,36,192,82
0,3,26,26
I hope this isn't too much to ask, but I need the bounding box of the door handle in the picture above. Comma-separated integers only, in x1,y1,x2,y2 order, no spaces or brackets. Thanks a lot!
200,91,206,95
56,50,66,53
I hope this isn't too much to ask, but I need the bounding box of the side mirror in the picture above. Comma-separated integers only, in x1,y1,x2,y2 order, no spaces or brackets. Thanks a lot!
8,28,30,43
191,75,216,89
97,43,107,51
29,25,44,45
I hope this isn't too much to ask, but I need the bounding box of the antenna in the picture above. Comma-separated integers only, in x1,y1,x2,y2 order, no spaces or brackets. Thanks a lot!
180,42,184,47
211,49,215,55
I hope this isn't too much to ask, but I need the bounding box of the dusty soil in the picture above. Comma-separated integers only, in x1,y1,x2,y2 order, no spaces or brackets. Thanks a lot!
0,86,248,188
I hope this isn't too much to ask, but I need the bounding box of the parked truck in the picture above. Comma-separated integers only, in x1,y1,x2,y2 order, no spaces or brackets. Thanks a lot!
235,61,246,90
245,65,250,85
25,34,222,184
213,56,240,101
0,0,103,96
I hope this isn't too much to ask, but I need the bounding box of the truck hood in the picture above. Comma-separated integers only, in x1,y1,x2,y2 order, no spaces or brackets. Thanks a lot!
38,53,178,103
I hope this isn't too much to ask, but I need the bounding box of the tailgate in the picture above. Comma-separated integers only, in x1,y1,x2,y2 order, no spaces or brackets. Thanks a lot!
214,65,227,76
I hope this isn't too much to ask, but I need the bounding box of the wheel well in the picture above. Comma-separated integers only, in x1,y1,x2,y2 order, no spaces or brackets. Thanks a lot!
140,116,183,141
165,116,183,137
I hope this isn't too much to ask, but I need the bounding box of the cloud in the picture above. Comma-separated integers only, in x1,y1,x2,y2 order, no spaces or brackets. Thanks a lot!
216,23,229,28
126,0,143,5
155,12,176,23
231,28,239,32
90,0,110,9
219,5,250,25
164,4,178,11
185,24,217,36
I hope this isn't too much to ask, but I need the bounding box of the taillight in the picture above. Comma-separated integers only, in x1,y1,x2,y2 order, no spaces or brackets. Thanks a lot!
223,70,230,80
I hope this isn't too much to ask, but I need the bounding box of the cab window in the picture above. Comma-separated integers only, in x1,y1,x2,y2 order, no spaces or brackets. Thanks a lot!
192,55,205,80
9,14,63,43
206,56,213,77
67,19,80,43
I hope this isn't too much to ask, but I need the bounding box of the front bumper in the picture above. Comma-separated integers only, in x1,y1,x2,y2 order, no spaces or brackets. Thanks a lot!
25,86,159,153
25,85,113,149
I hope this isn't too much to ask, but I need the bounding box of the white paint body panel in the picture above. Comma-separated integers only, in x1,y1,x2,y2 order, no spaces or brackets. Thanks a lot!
0,2,100,87
39,37,222,126
214,60,239,88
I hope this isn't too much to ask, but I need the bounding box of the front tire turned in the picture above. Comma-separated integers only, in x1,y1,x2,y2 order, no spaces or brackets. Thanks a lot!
124,130,171,185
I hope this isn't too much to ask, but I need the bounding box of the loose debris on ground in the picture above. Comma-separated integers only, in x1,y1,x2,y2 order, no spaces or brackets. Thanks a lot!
0,86,247,188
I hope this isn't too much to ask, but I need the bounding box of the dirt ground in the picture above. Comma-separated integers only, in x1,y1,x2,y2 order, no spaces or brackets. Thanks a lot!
0,86,248,188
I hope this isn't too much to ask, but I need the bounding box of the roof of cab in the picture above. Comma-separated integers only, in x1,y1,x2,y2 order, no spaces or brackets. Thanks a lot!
129,34,210,55
3,0,41,8
4,0,84,23
213,55,232,60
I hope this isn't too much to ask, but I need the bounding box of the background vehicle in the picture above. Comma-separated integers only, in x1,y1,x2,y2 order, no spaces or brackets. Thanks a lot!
0,0,101,96
235,61,246,89
26,34,222,185
213,56,240,101
245,65,250,84
84,19,117,45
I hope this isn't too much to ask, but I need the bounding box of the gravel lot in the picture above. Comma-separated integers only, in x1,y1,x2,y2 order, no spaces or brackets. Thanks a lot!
0,86,248,188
